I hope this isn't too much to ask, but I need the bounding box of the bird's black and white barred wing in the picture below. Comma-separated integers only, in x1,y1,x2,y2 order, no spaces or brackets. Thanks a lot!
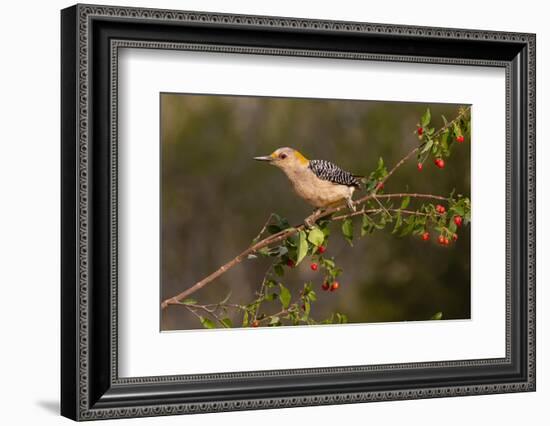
308,159,362,188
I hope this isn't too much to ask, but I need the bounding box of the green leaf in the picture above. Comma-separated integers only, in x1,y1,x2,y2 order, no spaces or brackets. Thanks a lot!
451,204,465,216
307,227,325,247
274,264,284,277
453,122,461,137
421,108,431,127
319,222,331,237
267,224,281,234
220,317,233,328
273,214,290,229
361,214,375,236
366,158,388,192
400,196,410,210
181,298,198,305
330,267,343,278
269,316,280,325
257,247,270,257
420,138,434,155
242,310,249,327
449,221,457,233
199,316,216,329
335,313,348,324
303,300,311,316
392,212,402,234
341,218,354,245
399,215,416,237
441,130,450,154
296,231,308,265
322,258,336,269
269,246,288,258
279,283,292,309
431,312,443,320
265,279,276,288
374,214,386,230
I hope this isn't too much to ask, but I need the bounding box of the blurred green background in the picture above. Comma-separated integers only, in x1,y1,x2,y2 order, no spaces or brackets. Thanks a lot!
160,93,471,331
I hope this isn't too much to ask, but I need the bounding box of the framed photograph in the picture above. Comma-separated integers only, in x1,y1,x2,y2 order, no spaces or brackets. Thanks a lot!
61,4,536,421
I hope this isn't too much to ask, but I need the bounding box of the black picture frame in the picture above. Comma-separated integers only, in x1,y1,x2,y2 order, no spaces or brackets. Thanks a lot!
61,4,536,421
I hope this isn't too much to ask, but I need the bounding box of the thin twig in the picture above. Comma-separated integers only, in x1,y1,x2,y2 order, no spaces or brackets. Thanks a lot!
257,307,295,324
371,195,392,219
183,302,230,328
432,106,470,139
252,213,276,243
332,208,430,221
252,262,277,322
380,146,419,186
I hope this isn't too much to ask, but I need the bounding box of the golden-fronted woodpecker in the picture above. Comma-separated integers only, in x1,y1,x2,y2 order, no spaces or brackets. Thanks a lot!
254,147,363,213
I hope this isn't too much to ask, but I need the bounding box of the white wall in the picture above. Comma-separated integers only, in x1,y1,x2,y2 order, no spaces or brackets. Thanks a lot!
0,0,546,424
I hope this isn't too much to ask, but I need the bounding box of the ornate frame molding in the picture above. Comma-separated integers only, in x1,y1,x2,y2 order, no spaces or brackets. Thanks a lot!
61,4,535,421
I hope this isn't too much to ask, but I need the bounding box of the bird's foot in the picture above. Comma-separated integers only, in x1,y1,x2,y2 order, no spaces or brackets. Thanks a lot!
304,208,323,229
346,197,356,212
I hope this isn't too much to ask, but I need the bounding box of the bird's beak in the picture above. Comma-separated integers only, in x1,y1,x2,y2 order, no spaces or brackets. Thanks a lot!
253,155,273,162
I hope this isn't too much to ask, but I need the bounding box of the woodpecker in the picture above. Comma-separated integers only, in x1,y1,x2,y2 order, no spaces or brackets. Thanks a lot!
254,147,363,214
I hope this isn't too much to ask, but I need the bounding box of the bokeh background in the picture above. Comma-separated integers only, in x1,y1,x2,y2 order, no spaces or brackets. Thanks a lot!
160,94,471,331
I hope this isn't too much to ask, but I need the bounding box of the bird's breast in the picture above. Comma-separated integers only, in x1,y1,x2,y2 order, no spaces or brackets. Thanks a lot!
283,167,354,208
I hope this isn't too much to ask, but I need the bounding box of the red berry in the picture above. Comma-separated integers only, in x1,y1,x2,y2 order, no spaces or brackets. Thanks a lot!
436,204,446,214
286,259,295,268
456,135,465,143
321,282,330,291
417,127,424,136
438,235,445,245
376,182,384,190
434,158,445,169
417,162,423,171
454,215,463,227
453,233,458,241
444,238,450,246
301,304,306,311
251,320,259,328
317,246,327,254
421,232,430,241
310,263,318,271
330,282,340,291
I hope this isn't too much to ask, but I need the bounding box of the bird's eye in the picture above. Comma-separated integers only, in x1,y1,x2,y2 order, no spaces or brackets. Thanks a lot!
279,153,288,159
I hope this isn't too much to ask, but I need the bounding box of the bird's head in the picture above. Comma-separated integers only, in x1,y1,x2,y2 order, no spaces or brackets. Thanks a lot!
254,147,309,171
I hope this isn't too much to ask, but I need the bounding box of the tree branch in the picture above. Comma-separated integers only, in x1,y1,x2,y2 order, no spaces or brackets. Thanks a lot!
332,207,431,221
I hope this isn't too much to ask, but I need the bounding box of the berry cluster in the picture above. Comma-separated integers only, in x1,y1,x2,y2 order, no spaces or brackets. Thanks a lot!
321,281,340,292
308,246,342,293
420,213,464,247
415,107,469,171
